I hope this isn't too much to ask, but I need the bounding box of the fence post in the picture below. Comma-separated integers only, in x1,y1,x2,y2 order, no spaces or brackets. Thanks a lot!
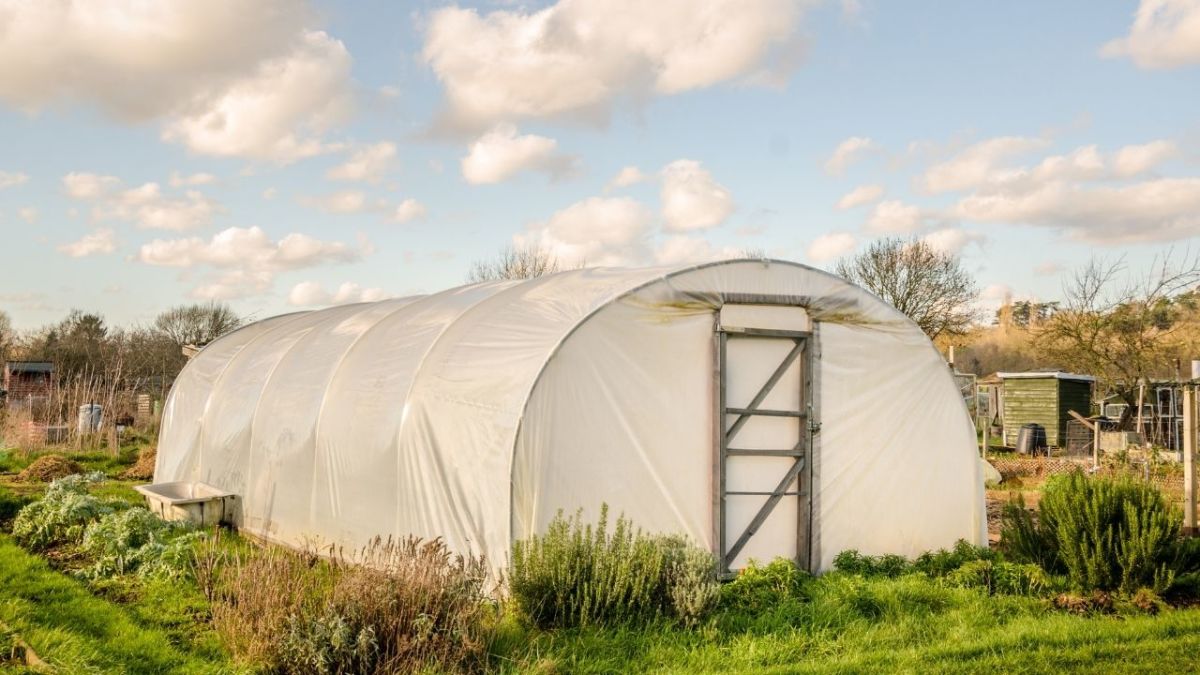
1184,385,1196,536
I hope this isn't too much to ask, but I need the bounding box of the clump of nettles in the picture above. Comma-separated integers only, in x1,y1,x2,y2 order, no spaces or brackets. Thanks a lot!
509,505,720,628
11,472,111,550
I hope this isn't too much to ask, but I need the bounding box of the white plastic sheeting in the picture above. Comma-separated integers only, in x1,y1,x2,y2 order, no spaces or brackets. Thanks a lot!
156,259,985,574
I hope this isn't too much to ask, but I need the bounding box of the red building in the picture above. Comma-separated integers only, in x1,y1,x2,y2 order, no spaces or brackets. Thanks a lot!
3,361,54,406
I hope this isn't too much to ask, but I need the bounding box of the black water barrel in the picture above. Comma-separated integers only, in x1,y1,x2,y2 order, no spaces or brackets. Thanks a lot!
1016,423,1048,455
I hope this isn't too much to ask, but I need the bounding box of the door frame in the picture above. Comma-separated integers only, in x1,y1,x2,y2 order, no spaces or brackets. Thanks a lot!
712,306,817,576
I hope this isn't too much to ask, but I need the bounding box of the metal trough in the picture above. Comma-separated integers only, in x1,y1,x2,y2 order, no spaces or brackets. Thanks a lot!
135,482,237,527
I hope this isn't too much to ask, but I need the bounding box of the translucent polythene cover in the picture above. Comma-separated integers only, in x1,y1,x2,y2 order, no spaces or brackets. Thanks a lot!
157,260,985,575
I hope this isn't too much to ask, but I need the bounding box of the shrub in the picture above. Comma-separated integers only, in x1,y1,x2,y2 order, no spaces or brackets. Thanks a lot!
946,560,1048,596
913,540,996,578
215,537,492,674
77,507,201,580
719,557,810,614
833,550,913,578
1001,472,1183,594
509,506,719,629
11,472,112,550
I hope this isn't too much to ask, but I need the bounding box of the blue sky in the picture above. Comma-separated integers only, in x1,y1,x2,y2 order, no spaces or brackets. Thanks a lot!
0,0,1198,329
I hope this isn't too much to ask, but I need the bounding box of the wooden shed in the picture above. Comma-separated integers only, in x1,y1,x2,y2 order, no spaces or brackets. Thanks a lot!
998,372,1095,447
2,361,54,406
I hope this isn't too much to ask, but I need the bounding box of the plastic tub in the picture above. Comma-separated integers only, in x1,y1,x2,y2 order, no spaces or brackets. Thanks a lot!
135,482,237,527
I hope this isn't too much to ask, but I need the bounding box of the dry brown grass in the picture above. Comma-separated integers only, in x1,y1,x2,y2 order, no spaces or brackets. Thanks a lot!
15,455,84,482
211,536,492,674
119,446,157,480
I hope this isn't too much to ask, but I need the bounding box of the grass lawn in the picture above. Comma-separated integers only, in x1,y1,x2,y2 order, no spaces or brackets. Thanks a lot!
0,534,237,675
497,575,1200,674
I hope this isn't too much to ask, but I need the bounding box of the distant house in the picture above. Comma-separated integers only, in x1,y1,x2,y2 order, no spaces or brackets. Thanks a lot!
997,371,1095,448
2,361,54,407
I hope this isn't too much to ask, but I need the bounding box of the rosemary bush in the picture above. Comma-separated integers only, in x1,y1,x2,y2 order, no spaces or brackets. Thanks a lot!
509,506,719,628
1002,471,1182,593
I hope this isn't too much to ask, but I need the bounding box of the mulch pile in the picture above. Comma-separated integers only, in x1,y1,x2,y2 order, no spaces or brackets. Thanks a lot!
16,455,84,483
120,447,157,481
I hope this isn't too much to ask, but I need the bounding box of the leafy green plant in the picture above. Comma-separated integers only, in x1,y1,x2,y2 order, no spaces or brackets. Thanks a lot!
11,472,113,551
279,608,379,675
77,507,201,580
946,560,1049,596
719,557,810,614
509,506,718,628
833,550,913,578
913,540,996,578
1001,471,1183,593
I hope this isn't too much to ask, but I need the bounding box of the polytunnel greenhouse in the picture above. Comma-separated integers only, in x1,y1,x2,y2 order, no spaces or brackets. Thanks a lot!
154,259,986,576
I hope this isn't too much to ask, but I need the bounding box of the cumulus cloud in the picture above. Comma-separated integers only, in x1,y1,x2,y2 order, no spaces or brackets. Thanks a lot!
920,136,1047,193
0,2,352,162
460,124,575,184
606,166,650,191
327,142,396,183
1112,140,1178,176
169,171,217,187
653,236,743,265
391,198,427,223
1101,0,1200,68
288,281,389,306
660,160,734,232
835,184,884,209
865,200,926,233
824,136,877,175
421,0,811,130
921,227,984,255
806,232,856,262
137,226,362,299
299,190,368,214
63,173,221,231
0,171,28,189
17,206,37,224
58,228,116,258
515,196,653,266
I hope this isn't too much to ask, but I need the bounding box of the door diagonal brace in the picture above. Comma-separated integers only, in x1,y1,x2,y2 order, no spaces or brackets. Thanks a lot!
725,340,804,443
723,440,805,567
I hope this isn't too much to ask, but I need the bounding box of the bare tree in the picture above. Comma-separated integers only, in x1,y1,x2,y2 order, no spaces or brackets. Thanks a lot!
835,237,979,339
467,244,561,283
153,302,241,348
1034,250,1200,406
0,310,13,364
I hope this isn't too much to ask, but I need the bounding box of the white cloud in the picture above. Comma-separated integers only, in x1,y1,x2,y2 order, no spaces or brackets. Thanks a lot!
866,200,925,233
138,226,362,299
835,184,884,209
169,171,217,187
921,136,1047,193
660,160,734,231
300,190,367,214
421,0,811,130
162,31,352,163
953,177,1200,244
460,124,574,184
391,198,427,223
327,142,397,183
58,228,116,258
1112,140,1177,176
1034,261,1064,276
606,166,650,191
0,2,352,162
63,172,120,199
0,171,28,189
288,281,389,306
516,196,653,266
806,232,856,262
921,227,984,255
654,236,742,265
63,174,221,230
378,85,400,99
824,136,876,175
262,187,278,200
18,206,37,224
1101,0,1200,68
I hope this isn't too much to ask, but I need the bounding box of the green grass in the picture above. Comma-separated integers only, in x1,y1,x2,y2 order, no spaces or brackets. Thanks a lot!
0,533,237,674
492,573,1200,674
